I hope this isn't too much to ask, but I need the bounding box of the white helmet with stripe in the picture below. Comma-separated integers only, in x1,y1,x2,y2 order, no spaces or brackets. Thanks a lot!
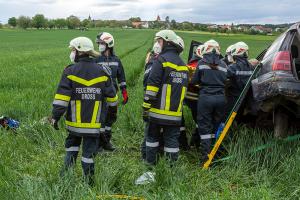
195,44,204,58
226,44,235,55
226,44,235,63
202,39,221,55
231,42,249,57
96,32,114,48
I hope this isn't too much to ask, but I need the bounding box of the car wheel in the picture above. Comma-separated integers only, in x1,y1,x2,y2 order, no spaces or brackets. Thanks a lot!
273,107,289,138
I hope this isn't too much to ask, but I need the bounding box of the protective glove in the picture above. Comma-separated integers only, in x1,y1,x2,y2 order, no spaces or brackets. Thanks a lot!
122,88,128,105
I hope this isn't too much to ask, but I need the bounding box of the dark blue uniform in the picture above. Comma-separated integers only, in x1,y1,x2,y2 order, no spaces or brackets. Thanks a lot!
143,45,188,165
226,56,253,117
141,53,159,160
95,54,127,149
185,57,202,148
143,54,156,89
95,54,126,91
191,53,227,163
141,52,190,160
52,56,118,182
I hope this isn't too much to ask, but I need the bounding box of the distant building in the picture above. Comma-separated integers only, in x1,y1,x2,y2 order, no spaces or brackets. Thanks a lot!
207,24,218,29
236,26,249,32
219,24,232,30
250,25,272,33
207,24,231,31
131,21,149,28
250,26,263,33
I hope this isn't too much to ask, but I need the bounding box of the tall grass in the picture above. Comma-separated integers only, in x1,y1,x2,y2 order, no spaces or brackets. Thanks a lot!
1,29,299,199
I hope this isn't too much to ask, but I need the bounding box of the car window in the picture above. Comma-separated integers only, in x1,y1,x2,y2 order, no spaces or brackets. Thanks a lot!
263,33,286,60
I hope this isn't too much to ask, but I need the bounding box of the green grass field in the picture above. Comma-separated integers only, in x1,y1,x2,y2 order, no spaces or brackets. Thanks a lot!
1,28,300,200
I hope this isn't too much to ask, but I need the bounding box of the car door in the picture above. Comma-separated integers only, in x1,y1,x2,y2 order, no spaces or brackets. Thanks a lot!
291,28,300,79
188,40,203,62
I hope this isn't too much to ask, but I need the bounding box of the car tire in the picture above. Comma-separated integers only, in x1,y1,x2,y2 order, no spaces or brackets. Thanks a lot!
273,107,289,138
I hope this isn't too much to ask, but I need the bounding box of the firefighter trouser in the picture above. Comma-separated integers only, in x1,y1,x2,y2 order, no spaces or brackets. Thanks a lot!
145,122,180,165
178,116,189,149
103,122,113,143
197,94,225,161
141,122,164,160
185,99,200,146
100,103,115,145
142,118,187,159
64,133,98,178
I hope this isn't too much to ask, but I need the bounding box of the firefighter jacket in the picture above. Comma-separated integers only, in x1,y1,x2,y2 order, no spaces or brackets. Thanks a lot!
191,53,228,95
143,53,158,90
143,46,188,126
52,57,118,137
227,56,253,97
95,54,126,91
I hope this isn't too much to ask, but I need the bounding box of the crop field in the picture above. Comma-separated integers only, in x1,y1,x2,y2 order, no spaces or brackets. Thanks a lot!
1,28,300,200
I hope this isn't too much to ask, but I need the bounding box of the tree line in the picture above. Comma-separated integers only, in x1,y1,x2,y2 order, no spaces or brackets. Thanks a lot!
4,14,287,35
6,14,140,29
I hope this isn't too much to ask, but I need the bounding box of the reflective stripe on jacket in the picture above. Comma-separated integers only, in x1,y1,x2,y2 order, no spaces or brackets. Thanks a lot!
143,46,188,126
52,57,118,136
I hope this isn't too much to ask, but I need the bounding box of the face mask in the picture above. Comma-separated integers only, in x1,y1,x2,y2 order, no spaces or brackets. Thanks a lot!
69,51,76,62
152,42,162,55
228,55,234,63
99,44,106,52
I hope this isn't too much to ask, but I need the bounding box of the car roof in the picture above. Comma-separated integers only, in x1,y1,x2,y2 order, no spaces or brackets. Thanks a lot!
287,22,300,32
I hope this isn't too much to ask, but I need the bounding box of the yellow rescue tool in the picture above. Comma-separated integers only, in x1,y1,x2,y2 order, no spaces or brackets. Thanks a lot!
203,63,262,169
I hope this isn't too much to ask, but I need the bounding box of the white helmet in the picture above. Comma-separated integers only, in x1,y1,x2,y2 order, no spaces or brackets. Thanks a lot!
175,35,184,53
154,30,178,43
96,32,114,48
69,37,94,52
226,44,235,55
202,39,221,55
231,42,249,57
152,41,162,55
195,44,204,58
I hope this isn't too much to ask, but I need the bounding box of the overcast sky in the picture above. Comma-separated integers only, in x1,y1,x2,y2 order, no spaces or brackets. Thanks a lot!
0,0,299,24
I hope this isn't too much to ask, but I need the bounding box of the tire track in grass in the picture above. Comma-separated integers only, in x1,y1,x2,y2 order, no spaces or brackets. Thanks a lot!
123,39,153,87
114,42,153,151
118,38,150,59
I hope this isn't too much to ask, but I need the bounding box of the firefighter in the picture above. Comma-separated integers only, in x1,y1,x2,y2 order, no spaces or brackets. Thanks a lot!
141,37,189,161
51,37,118,184
226,42,253,117
143,42,162,89
95,32,128,151
176,36,190,151
223,44,235,65
191,39,228,164
186,44,204,148
141,41,162,160
143,30,188,166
